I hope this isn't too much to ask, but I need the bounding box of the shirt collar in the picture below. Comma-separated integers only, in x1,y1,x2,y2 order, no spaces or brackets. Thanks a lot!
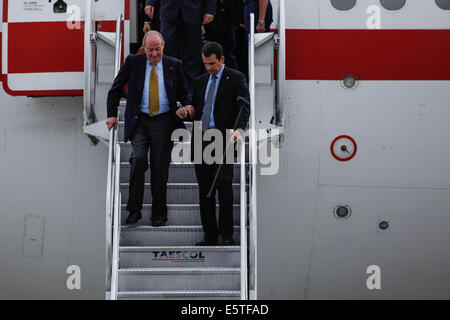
147,59,163,70
210,64,225,81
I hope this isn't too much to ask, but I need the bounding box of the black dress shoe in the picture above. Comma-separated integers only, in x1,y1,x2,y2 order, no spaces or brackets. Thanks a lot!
151,219,166,227
222,237,235,246
125,211,142,225
196,237,217,246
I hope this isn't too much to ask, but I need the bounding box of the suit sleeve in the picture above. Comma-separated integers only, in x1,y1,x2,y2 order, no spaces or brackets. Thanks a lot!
204,0,217,15
176,60,193,110
107,56,131,118
188,77,201,122
146,0,159,7
234,72,250,130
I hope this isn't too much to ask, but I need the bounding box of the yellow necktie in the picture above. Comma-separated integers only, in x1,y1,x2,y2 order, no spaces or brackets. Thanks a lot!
149,64,159,115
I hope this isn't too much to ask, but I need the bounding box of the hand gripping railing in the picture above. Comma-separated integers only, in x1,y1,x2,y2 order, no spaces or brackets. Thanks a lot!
105,14,123,300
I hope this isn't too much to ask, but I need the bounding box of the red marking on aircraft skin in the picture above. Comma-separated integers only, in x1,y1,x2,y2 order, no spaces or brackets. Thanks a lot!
125,0,130,20
8,22,85,74
2,0,8,22
3,0,449,96
285,29,450,81
3,20,122,96
330,135,358,162
2,0,128,96
1,32,2,83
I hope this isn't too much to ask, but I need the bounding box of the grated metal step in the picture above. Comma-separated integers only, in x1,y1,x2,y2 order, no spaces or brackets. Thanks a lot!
120,162,248,183
120,204,242,226
118,267,241,291
120,225,241,246
120,183,245,204
118,121,193,138
119,141,249,163
117,290,240,300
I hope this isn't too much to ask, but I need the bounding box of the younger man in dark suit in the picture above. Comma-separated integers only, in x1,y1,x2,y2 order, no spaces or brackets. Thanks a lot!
177,42,250,246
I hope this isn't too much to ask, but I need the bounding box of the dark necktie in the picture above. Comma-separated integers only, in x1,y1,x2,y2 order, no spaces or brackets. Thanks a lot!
201,75,217,130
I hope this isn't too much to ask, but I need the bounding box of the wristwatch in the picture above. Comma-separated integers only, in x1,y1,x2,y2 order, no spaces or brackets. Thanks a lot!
257,20,265,25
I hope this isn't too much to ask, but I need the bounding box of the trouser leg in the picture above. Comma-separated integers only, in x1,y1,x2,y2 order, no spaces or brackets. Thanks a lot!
195,163,219,240
148,115,173,222
217,173,234,238
127,119,150,212
161,19,182,59
182,22,203,87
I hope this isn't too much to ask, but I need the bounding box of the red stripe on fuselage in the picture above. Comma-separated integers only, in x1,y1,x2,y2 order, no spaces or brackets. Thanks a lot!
286,29,450,81
7,20,124,74
2,0,8,22
8,22,85,74
125,0,130,20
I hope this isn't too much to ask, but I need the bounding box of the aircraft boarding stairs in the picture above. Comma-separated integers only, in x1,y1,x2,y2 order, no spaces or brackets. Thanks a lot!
106,102,249,300
97,9,284,300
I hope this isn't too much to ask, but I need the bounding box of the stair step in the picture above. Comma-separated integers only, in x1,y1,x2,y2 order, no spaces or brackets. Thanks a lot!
120,183,245,204
118,267,240,291
120,204,242,226
119,141,191,161
119,141,249,163
118,121,193,134
120,225,241,246
117,290,240,300
119,246,240,268
120,162,248,183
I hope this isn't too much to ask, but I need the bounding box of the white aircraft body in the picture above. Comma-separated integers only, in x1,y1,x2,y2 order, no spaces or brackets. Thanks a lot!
1,0,450,299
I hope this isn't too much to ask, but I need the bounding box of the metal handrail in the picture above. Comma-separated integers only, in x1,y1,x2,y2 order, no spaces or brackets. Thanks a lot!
114,14,123,78
277,0,286,126
105,14,123,299
105,125,115,293
248,13,258,300
111,142,121,300
240,139,248,300
83,0,95,125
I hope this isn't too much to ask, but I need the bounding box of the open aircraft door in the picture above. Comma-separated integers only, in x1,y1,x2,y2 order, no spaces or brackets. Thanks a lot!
1,0,129,139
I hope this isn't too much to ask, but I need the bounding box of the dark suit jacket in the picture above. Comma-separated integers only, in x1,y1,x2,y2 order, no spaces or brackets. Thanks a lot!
190,66,250,159
107,54,192,142
146,0,216,24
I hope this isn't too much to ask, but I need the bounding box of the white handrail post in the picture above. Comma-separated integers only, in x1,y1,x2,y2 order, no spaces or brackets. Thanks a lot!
277,0,286,125
105,13,123,300
248,13,258,300
83,0,94,125
111,142,121,300
240,140,248,300
105,127,114,294
114,14,123,78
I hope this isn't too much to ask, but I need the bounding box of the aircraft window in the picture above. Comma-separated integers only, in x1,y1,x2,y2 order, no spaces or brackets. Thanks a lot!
53,0,68,14
436,0,450,10
380,0,406,10
330,0,357,10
